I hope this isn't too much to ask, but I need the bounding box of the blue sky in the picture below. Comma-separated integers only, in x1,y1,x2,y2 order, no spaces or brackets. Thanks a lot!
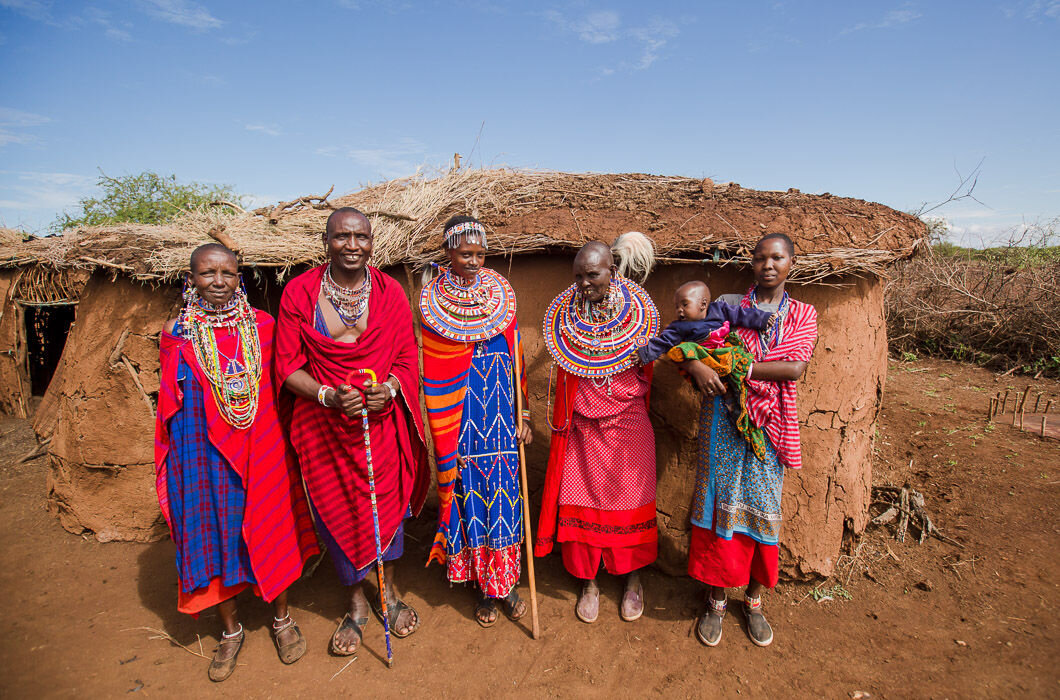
1,1,1057,245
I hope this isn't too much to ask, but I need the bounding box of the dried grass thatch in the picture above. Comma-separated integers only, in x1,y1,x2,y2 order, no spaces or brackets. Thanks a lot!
0,169,927,283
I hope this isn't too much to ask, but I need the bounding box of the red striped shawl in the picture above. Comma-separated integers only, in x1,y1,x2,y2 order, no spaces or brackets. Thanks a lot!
734,289,818,470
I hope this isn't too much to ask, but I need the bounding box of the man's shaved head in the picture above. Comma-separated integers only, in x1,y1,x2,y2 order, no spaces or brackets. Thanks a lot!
574,240,613,267
326,206,370,236
189,243,237,272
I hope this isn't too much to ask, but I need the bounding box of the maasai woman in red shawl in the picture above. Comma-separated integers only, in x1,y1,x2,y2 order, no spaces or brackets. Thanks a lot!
536,233,660,624
420,215,533,627
155,244,319,683
275,207,429,657
683,233,818,649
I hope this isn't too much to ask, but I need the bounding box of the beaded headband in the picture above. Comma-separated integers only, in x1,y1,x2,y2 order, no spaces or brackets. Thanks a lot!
444,221,488,250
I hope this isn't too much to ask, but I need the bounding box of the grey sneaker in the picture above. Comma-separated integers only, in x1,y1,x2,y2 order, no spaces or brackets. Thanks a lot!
696,596,726,647
743,596,773,647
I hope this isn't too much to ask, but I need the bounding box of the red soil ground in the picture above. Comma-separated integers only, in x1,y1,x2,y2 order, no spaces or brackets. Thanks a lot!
0,357,1057,698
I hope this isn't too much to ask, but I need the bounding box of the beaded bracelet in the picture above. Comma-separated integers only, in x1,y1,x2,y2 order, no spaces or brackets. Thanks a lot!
318,384,334,407
521,409,531,420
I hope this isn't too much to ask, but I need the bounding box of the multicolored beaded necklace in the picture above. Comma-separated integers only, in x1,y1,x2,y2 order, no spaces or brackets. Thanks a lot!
182,289,262,429
322,263,372,327
542,276,659,380
418,266,516,343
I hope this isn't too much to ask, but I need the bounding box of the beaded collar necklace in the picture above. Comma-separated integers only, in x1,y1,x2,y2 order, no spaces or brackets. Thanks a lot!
322,264,372,327
418,266,516,343
182,289,262,429
542,276,659,379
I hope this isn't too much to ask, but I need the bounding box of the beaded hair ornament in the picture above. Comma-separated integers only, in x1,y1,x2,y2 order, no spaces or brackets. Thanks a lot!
180,279,262,429
444,221,488,250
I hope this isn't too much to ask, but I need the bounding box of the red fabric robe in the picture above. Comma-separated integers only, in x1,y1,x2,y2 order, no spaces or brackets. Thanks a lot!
154,310,319,611
275,265,429,570
534,364,656,559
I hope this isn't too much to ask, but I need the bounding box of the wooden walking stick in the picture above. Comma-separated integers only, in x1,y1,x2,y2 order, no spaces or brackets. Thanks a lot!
513,328,541,640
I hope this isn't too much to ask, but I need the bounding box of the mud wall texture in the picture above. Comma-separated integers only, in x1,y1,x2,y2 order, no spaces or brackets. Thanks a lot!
39,257,883,580
44,273,180,542
0,270,31,417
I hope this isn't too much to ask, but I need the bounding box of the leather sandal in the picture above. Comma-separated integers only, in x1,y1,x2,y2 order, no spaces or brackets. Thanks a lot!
208,625,245,682
272,614,307,664
502,589,527,621
330,613,367,656
475,597,499,628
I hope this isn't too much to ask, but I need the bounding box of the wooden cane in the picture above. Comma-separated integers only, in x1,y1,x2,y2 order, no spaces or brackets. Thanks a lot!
513,328,541,640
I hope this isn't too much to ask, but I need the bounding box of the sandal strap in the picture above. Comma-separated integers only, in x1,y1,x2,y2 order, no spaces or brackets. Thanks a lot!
273,618,296,634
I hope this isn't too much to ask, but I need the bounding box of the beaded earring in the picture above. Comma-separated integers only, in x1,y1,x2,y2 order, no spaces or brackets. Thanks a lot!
182,276,195,304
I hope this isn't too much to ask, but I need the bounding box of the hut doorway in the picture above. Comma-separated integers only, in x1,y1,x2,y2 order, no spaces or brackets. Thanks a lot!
24,303,76,396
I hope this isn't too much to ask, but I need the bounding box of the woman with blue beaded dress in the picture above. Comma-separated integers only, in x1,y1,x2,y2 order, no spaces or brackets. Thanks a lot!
419,215,533,627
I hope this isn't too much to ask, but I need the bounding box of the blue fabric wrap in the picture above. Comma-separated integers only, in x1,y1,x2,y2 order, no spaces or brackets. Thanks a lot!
690,395,785,545
166,342,256,594
443,333,523,556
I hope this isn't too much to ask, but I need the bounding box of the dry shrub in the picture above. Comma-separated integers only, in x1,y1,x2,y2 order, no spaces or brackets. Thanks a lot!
886,221,1060,376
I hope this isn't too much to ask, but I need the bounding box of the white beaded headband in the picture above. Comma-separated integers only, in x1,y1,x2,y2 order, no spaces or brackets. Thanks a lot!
444,221,488,250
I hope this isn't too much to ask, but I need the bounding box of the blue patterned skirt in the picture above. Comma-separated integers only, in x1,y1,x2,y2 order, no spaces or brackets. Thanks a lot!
690,396,784,545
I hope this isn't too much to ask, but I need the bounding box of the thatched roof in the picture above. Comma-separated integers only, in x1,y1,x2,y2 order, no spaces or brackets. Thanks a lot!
0,169,927,284
0,227,26,245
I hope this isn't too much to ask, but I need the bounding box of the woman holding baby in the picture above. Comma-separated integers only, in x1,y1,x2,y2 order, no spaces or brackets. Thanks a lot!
678,233,818,648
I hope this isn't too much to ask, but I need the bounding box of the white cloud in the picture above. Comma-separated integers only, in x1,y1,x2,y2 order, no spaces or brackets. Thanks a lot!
317,137,428,178
0,170,96,214
245,123,282,137
0,0,53,22
629,18,679,69
546,9,621,43
79,7,133,41
840,6,922,35
546,9,679,71
138,0,223,30
0,107,51,147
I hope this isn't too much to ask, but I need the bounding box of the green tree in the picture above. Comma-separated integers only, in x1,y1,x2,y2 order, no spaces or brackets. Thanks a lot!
54,170,245,232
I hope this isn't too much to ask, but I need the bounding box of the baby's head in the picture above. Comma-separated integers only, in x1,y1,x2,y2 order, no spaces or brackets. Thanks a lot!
674,280,711,321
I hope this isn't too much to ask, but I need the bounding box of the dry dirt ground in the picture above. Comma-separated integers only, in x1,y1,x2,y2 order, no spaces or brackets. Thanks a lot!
0,357,1057,699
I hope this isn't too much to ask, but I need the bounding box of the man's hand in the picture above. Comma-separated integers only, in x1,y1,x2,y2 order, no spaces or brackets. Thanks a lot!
362,378,392,412
684,361,727,398
333,384,365,417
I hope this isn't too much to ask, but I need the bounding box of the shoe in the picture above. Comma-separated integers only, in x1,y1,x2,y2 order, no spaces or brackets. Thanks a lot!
695,596,726,647
743,595,773,647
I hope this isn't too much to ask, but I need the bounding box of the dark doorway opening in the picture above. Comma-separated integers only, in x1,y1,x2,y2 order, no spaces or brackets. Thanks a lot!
25,304,76,395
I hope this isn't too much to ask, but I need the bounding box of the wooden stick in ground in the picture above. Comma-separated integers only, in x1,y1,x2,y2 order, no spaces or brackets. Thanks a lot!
513,328,540,640
1034,393,1043,413
1019,386,1032,411
1019,401,1026,430
987,397,995,421
1002,390,1010,413
1042,416,1048,438
1046,400,1054,415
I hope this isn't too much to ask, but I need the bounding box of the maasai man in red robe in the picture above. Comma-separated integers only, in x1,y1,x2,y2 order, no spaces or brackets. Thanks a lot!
276,207,429,656
420,215,533,627
536,233,661,623
682,233,818,648
155,244,319,683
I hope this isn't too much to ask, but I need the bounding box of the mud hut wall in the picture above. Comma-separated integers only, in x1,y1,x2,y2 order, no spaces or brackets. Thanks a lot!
0,270,31,418
46,272,180,542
